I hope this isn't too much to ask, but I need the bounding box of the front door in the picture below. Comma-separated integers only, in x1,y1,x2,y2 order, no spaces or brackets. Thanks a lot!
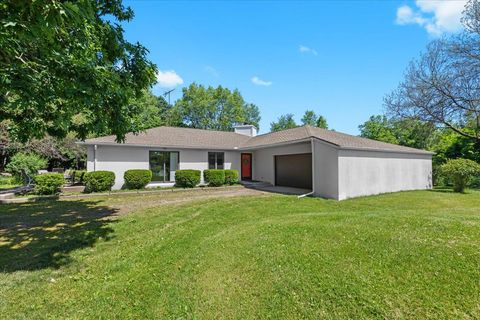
241,153,252,180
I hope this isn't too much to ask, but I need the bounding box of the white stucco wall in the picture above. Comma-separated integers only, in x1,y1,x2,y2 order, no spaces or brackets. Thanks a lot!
251,141,312,185
86,145,241,189
312,140,339,199
337,150,433,200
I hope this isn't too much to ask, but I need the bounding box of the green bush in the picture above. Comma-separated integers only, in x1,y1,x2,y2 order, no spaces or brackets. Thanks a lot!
72,170,86,184
224,169,239,185
34,173,64,195
124,169,152,189
84,171,115,192
441,159,480,193
203,169,225,187
174,170,201,188
5,153,48,183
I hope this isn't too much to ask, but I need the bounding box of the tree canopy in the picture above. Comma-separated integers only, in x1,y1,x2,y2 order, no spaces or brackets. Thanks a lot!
384,0,480,143
0,0,157,142
300,110,328,129
270,114,297,132
171,83,260,131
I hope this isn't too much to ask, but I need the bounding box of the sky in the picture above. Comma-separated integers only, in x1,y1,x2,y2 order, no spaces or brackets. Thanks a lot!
122,0,467,134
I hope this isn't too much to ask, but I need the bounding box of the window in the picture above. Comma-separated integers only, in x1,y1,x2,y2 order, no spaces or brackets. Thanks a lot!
208,152,224,169
149,151,179,182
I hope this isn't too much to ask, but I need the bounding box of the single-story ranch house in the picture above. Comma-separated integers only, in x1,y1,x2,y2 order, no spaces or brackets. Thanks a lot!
80,124,433,200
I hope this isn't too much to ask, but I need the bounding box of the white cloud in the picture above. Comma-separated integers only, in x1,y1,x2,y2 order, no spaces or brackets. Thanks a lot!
204,65,219,77
251,76,272,86
299,45,318,56
156,70,184,87
396,0,467,35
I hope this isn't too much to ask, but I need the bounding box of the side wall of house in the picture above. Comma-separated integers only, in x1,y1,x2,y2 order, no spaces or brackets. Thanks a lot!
337,150,432,200
86,145,240,189
312,140,339,199
251,142,311,185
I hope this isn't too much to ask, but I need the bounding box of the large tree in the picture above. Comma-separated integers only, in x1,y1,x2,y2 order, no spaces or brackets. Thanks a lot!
301,110,329,129
133,90,181,130
270,114,297,132
385,0,480,144
359,115,436,150
172,83,261,131
0,0,157,142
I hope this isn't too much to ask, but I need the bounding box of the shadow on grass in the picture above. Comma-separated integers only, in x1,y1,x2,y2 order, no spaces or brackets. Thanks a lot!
0,199,117,273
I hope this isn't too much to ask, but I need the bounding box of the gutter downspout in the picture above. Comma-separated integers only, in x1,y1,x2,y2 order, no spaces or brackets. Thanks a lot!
94,144,97,171
298,138,315,199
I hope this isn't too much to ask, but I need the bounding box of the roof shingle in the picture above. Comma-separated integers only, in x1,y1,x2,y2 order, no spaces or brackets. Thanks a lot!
82,125,433,154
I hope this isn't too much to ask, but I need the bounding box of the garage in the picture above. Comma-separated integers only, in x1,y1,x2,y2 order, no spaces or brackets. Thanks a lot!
274,153,312,189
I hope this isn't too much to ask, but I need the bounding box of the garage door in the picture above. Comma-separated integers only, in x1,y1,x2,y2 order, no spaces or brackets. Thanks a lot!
275,153,312,189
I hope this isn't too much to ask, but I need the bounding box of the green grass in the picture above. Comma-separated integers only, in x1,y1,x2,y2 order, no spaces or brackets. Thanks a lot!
1,189,480,319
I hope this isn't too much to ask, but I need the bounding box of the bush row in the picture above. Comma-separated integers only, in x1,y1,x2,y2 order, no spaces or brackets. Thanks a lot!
31,168,240,194
176,169,239,188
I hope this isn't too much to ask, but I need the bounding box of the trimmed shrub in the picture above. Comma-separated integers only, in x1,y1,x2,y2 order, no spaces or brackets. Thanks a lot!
204,169,225,187
34,173,64,195
124,169,152,189
72,170,86,184
224,169,239,185
84,171,115,192
441,158,480,193
5,153,48,183
175,170,201,188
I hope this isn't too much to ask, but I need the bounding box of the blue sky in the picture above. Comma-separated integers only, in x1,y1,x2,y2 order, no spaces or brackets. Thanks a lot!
122,0,466,134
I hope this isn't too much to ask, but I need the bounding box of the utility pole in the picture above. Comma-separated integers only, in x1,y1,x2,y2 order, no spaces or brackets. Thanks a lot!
163,89,175,105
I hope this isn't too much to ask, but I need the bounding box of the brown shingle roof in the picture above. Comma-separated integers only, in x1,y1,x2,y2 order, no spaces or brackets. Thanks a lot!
82,126,250,150
82,125,433,154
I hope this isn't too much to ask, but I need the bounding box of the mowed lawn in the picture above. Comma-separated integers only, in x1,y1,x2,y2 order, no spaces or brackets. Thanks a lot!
1,189,480,319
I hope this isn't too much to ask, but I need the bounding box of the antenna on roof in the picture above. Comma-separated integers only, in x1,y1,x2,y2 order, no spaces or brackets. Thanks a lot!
163,89,175,105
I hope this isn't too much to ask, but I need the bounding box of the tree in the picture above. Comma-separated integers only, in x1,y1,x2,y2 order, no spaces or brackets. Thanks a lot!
301,110,318,126
316,115,328,129
359,115,398,144
301,110,328,129
133,90,181,130
0,0,157,142
270,114,297,132
384,1,480,144
172,84,261,131
441,158,480,192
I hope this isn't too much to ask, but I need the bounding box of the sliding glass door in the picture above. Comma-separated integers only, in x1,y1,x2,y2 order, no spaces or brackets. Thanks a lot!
149,151,179,182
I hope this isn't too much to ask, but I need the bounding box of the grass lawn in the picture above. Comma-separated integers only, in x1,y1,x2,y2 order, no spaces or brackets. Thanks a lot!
1,189,479,319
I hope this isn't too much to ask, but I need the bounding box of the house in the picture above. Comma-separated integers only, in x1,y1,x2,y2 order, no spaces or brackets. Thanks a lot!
80,125,433,200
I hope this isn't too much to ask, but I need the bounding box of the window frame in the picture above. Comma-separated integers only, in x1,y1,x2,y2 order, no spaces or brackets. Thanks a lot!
149,150,180,182
208,152,225,170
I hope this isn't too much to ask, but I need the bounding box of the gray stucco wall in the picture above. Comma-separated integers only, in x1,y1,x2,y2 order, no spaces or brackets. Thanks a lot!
251,141,312,185
337,149,432,200
312,140,339,199
86,145,240,189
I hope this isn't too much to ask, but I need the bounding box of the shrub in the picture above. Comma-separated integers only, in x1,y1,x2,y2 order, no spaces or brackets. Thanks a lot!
203,169,225,187
34,173,64,195
5,153,48,184
124,169,152,189
84,171,115,192
441,159,480,193
175,170,201,188
72,170,86,184
224,169,239,185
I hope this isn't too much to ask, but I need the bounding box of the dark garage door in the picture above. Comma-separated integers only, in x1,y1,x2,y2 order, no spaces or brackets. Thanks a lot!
275,153,312,189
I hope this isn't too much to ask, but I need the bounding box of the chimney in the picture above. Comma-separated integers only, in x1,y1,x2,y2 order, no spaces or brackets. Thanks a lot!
233,124,257,137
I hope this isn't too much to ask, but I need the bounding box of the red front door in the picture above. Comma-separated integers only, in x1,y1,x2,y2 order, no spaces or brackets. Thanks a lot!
241,153,252,180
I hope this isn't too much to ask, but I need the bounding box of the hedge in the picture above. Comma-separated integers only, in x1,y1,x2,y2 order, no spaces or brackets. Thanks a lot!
174,170,201,188
203,169,225,187
124,169,152,189
224,169,239,185
34,173,64,195
84,171,115,192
